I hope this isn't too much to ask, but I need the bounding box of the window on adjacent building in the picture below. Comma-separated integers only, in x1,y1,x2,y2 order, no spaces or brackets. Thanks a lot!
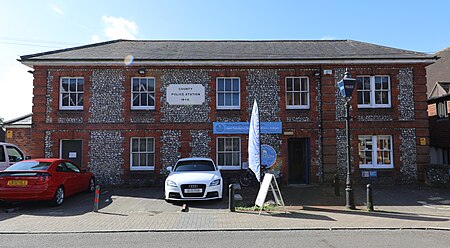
356,76,391,108
216,77,240,109
130,138,155,170
131,77,155,110
286,77,310,109
60,77,84,110
437,101,449,119
358,135,393,169
217,137,241,169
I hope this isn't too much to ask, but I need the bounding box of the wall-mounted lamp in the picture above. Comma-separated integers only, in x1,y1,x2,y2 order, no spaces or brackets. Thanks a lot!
27,70,34,74
137,68,147,75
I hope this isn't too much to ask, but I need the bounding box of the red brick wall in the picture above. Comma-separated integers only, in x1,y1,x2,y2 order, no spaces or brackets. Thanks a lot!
5,127,32,156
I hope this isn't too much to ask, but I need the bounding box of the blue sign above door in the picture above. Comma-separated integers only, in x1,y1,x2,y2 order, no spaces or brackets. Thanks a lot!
213,122,282,134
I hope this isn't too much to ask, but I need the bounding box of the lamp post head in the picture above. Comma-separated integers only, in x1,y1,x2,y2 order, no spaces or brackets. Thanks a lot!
337,69,356,98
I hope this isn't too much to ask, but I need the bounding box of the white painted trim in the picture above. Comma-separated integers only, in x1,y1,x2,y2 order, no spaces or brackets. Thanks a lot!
216,136,242,168
130,77,156,110
130,137,155,171
285,76,310,109
216,77,241,110
22,58,437,68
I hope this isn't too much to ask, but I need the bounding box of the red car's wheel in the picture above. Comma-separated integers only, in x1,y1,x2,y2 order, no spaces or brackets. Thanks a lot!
52,186,65,206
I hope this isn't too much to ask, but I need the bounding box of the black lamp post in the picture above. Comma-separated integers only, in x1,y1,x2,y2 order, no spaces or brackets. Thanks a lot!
337,69,356,210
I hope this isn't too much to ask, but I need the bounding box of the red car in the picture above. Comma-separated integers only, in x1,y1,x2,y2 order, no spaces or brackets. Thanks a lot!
0,158,95,206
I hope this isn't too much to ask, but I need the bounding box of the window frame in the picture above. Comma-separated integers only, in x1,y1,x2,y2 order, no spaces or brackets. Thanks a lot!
131,77,156,110
356,75,391,108
437,101,449,119
130,137,155,171
285,76,310,109
59,77,84,110
216,137,241,170
216,77,241,110
358,135,394,169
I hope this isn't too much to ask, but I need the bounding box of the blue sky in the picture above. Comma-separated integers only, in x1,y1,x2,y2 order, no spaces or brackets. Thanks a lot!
1,0,449,120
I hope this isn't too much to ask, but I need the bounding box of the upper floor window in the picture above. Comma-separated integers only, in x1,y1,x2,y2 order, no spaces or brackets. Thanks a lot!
286,77,309,109
437,101,449,119
130,137,155,171
356,76,391,108
131,77,155,110
216,77,240,109
358,135,393,169
60,77,84,110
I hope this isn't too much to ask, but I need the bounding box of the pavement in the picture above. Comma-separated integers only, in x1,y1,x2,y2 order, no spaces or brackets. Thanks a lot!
0,183,449,233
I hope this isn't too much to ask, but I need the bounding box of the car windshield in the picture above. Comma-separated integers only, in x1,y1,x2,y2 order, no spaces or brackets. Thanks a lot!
174,160,215,172
5,161,52,171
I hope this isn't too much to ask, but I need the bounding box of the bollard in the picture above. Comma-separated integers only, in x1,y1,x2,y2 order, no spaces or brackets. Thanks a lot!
366,184,374,211
334,174,340,196
229,184,235,212
93,185,100,212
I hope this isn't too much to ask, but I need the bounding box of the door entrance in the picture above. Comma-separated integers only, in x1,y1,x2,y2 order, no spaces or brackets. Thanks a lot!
288,138,309,184
61,140,83,166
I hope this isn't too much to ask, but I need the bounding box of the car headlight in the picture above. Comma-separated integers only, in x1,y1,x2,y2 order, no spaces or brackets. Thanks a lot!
209,179,221,186
166,180,177,187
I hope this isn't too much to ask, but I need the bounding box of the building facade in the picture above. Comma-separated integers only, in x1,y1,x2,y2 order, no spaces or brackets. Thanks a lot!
3,114,32,156
20,40,435,186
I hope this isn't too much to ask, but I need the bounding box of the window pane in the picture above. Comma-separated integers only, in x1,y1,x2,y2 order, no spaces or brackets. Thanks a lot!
62,94,69,106
301,78,308,90
147,153,154,166
287,92,293,105
148,93,155,106
233,138,240,151
357,78,363,89
132,154,139,166
218,139,224,151
148,79,155,92
232,79,239,91
225,153,232,165
77,93,83,106
225,138,232,151
364,77,370,89
140,93,148,106
364,91,370,104
132,78,139,91
62,78,69,92
357,91,363,104
286,78,293,91
132,139,138,152
147,139,154,152
69,79,77,91
293,78,300,91
133,94,139,106
301,92,307,105
218,79,224,91
140,154,146,166
139,139,146,152
375,77,382,90
218,93,224,106
77,79,83,92
218,153,224,165
232,93,239,106
225,93,232,106
293,92,300,105
232,153,240,166
69,93,77,106
139,80,148,91
225,79,232,91
382,77,389,89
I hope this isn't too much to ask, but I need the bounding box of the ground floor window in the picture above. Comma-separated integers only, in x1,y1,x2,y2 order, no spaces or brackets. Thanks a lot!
358,135,393,169
130,137,155,170
216,137,241,169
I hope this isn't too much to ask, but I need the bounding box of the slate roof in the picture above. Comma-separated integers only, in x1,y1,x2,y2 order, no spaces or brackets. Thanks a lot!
426,46,450,94
20,39,435,63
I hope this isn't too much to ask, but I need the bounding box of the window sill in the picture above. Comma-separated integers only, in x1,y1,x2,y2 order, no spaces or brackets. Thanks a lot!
218,166,241,170
130,166,155,171
359,165,394,169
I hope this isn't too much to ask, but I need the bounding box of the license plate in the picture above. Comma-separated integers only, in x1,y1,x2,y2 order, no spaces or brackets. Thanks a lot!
184,188,202,193
7,180,28,187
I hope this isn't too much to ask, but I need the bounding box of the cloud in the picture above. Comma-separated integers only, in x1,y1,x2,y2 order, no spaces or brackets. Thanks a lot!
91,34,101,43
50,4,64,15
101,16,138,40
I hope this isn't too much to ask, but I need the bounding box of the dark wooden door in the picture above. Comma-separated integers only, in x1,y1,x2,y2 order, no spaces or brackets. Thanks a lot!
288,138,309,184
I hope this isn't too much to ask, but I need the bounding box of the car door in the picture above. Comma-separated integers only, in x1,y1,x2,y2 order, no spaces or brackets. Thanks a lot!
64,161,84,194
5,145,25,167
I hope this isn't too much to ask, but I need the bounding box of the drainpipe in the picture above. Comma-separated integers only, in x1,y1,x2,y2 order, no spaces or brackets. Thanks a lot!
316,66,324,184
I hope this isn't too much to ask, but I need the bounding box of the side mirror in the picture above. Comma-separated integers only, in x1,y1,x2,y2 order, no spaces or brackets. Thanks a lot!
82,169,87,173
166,166,173,172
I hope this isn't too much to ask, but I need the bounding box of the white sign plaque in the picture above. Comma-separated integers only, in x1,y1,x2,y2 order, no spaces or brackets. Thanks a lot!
167,84,205,105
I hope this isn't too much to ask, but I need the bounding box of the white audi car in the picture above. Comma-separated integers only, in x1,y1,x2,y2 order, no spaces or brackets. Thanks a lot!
164,158,223,201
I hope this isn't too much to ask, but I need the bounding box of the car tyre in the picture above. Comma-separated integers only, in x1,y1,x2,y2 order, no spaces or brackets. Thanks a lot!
52,186,65,206
87,177,96,193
